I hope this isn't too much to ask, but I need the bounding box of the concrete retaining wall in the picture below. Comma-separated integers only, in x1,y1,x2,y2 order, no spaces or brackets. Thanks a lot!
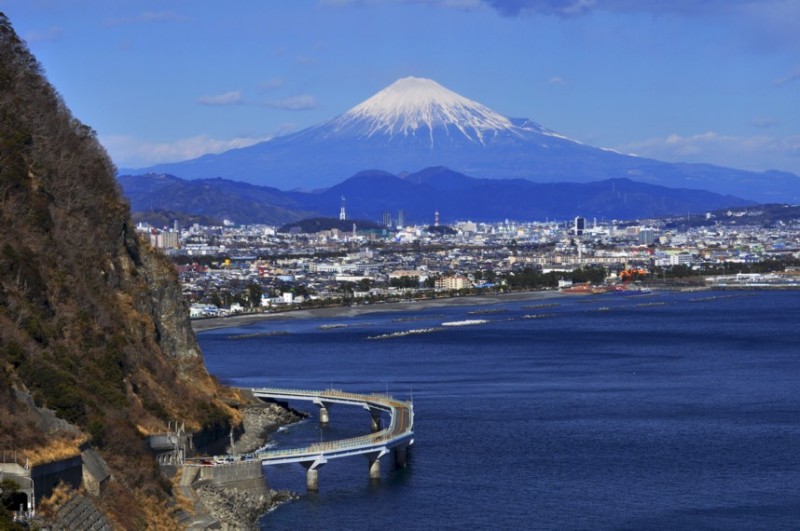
197,460,267,493
30,455,82,501
0,463,27,476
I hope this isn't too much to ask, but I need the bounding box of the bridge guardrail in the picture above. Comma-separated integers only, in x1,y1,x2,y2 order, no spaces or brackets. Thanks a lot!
185,388,413,467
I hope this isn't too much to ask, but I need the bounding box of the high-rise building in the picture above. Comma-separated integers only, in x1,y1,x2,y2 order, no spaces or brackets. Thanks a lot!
382,210,392,227
339,195,346,221
573,216,585,236
397,209,405,228
638,228,658,245
151,230,179,249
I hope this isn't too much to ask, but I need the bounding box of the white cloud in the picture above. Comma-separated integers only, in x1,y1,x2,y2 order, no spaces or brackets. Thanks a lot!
104,11,188,27
547,75,566,86
617,131,800,174
322,0,800,51
102,134,273,168
197,91,244,106
196,90,316,110
749,117,780,128
263,95,317,111
773,65,800,86
259,77,285,90
320,0,483,7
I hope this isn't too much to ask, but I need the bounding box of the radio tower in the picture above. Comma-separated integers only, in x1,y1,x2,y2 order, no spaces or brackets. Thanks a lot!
339,195,346,221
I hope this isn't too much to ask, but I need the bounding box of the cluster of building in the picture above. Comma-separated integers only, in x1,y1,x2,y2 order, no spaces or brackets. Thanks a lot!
135,209,800,317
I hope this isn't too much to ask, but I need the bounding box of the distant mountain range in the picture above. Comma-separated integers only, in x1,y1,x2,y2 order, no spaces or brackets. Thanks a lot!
119,167,754,226
124,77,800,204
119,172,316,225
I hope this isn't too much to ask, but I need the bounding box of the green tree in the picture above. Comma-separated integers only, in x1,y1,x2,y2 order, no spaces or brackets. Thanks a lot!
570,265,606,284
479,269,497,283
246,283,263,308
390,275,419,289
293,284,310,298
208,292,222,308
667,264,694,278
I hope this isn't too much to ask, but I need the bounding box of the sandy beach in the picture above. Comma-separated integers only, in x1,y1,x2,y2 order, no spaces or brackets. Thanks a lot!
191,290,565,332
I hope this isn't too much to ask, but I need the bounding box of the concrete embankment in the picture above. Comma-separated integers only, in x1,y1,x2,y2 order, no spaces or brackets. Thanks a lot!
177,403,305,528
196,460,267,493
181,458,297,529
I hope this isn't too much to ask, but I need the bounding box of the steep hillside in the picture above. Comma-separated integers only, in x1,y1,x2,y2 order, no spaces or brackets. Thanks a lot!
0,14,242,527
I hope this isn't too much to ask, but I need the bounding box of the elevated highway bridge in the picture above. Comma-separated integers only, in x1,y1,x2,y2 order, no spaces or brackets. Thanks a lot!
186,388,415,491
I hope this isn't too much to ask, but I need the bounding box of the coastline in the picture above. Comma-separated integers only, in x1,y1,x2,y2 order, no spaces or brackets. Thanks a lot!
180,403,306,529
192,290,566,332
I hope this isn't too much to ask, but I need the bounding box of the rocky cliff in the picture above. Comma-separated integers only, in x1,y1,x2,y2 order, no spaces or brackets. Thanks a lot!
0,13,243,527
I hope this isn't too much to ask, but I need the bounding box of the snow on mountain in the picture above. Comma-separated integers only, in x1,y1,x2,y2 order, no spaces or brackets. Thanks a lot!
319,76,566,147
126,77,800,202
328,76,518,144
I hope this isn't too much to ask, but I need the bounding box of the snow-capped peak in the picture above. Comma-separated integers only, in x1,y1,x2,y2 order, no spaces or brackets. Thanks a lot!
331,76,517,144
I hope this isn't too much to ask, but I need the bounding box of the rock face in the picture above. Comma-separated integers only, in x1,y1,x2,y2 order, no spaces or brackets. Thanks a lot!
0,13,242,527
196,485,298,530
229,403,306,455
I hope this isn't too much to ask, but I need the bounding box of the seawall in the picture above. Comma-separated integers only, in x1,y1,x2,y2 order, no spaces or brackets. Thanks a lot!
196,460,267,493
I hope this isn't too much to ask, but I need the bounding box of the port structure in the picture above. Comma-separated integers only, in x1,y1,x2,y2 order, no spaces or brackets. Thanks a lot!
186,388,414,492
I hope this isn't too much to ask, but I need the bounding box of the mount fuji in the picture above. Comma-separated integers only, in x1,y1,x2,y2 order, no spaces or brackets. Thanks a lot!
128,77,800,203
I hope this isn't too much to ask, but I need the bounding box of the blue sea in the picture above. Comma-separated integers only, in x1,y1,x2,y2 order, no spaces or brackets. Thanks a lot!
198,290,800,530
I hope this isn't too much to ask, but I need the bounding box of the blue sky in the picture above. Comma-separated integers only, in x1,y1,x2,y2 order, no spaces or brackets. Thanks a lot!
2,0,799,175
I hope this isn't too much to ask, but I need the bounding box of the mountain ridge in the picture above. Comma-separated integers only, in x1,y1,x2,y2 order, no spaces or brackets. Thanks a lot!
125,77,800,203
120,166,755,226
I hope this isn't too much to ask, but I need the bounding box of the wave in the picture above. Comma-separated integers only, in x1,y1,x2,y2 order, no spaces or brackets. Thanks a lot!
467,308,508,315
521,313,556,320
520,303,560,310
367,327,442,340
441,319,489,327
392,314,445,323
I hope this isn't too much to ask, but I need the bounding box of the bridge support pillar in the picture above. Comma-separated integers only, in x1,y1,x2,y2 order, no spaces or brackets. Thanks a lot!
370,411,382,433
306,468,319,491
314,399,331,426
368,455,381,480
393,445,408,468
301,457,326,492
366,448,387,480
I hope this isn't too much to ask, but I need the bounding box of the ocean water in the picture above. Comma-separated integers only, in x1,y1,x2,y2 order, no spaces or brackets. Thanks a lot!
198,290,800,530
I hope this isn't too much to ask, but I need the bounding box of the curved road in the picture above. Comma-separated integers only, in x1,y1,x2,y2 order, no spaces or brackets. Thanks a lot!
186,388,414,467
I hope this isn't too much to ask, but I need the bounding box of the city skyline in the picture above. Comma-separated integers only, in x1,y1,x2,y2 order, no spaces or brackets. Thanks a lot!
2,0,799,175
